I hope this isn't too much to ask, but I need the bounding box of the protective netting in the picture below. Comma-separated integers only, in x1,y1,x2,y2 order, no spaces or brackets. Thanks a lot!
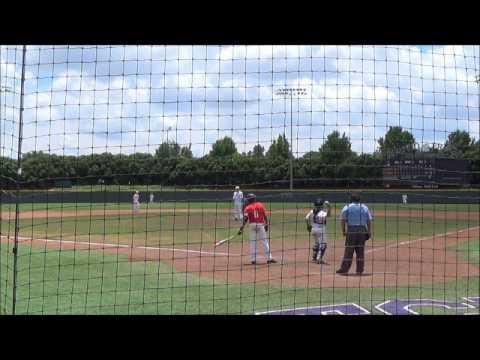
0,45,479,314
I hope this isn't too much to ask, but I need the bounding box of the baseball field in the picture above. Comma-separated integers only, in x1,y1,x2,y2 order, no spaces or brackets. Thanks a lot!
1,199,478,315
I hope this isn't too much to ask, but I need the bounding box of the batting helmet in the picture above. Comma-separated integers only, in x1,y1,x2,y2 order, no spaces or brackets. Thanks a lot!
245,193,256,204
313,198,324,208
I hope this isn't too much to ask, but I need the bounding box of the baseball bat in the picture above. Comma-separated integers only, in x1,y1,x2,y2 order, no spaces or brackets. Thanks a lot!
214,234,238,247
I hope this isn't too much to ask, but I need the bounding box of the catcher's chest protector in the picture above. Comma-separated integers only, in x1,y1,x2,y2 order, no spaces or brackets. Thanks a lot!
313,210,328,225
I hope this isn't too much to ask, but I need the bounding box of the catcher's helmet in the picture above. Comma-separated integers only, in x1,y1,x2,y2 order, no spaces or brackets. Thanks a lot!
313,198,324,208
245,193,256,204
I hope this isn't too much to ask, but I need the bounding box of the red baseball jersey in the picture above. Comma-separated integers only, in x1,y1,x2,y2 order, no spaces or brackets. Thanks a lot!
244,202,267,223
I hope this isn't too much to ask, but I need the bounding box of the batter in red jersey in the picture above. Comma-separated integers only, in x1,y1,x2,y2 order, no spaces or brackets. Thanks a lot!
238,193,277,265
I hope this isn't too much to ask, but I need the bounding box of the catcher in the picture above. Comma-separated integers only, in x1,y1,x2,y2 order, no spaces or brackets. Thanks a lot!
305,198,331,264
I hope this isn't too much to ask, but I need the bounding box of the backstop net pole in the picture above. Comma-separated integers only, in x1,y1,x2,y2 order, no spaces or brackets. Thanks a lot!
11,45,27,315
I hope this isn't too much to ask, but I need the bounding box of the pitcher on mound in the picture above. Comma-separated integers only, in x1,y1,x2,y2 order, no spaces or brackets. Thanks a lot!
132,190,140,214
232,186,244,221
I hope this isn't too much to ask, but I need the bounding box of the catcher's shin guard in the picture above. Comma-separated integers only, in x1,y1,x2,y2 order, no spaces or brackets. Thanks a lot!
312,243,319,261
320,243,327,258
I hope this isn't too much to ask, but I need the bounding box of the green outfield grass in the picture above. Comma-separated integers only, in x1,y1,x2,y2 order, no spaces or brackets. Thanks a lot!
0,241,478,315
455,239,480,266
1,201,479,213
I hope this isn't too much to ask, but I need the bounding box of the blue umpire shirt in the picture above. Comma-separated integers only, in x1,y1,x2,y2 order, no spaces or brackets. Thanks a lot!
340,202,373,226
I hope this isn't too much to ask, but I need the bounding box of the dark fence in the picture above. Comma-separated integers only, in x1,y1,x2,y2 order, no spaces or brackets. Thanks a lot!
1,190,479,204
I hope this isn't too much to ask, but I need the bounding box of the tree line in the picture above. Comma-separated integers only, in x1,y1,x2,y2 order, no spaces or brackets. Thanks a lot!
0,128,478,188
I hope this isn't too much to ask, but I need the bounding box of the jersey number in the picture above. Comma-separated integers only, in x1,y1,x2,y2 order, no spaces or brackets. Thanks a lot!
253,209,259,219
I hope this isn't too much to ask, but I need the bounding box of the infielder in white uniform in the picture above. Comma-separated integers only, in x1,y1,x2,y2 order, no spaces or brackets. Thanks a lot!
305,198,331,264
402,194,408,204
133,191,140,214
232,186,244,221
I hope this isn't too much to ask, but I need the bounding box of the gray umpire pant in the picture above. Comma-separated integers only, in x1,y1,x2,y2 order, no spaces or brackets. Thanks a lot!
338,225,369,273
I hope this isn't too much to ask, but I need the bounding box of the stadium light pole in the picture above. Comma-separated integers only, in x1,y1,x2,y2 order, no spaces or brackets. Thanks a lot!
275,87,308,191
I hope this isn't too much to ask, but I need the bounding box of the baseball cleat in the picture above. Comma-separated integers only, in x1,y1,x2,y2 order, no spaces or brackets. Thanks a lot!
336,269,348,275
250,261,256,265
267,259,277,264
317,259,328,265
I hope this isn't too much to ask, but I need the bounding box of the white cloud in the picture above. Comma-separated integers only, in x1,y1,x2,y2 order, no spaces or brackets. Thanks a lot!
1,45,479,159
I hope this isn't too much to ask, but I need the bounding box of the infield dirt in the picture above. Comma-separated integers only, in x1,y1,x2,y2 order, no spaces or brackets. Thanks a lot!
3,224,478,289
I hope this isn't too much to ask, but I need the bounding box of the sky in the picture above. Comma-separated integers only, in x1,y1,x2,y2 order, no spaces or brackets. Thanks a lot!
0,45,479,159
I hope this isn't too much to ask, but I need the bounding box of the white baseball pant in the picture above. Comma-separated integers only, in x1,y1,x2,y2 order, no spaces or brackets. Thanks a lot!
249,223,273,263
311,228,327,260
133,201,140,213
234,202,243,220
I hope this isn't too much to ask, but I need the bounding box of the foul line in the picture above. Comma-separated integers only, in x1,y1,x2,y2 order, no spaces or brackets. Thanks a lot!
365,226,480,255
4,225,478,259
2,235,239,257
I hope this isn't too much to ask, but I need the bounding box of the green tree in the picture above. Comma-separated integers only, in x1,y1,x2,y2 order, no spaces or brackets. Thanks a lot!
153,142,182,185
22,152,56,183
155,142,181,159
351,153,383,186
263,134,291,185
378,126,415,157
0,156,17,187
266,134,290,160
442,130,475,159
466,139,480,184
173,157,197,185
180,144,193,159
319,131,353,165
210,137,237,157
250,144,265,157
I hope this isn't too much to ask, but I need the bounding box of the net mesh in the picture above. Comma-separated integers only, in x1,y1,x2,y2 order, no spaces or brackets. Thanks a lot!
0,45,479,315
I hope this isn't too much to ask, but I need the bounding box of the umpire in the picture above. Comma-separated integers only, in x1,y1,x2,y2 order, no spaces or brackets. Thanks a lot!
336,193,373,275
